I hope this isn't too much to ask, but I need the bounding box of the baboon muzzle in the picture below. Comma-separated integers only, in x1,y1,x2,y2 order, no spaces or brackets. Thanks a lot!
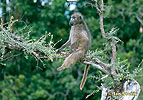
69,19,74,26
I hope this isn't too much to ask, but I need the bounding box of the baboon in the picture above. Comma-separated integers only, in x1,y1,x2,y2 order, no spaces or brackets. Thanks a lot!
57,12,91,90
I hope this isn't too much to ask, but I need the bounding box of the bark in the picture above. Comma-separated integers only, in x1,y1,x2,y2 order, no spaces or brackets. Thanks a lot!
101,80,140,100
1,0,6,24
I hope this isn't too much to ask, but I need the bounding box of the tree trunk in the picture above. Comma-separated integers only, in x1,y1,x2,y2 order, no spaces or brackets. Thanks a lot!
101,80,140,100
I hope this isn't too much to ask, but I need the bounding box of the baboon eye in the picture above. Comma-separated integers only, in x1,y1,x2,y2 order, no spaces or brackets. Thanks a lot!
72,16,75,19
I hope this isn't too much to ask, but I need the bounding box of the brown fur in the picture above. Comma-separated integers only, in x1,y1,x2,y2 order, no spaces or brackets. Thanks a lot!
57,13,91,90
80,65,90,90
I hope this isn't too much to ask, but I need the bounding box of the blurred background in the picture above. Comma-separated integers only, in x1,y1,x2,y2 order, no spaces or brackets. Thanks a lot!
0,0,143,100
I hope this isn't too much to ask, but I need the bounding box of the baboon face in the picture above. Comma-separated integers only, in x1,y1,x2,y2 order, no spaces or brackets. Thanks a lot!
69,13,83,26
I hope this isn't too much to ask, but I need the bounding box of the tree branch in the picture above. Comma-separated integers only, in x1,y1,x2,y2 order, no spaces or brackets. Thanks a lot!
95,0,117,75
84,61,109,74
93,0,141,100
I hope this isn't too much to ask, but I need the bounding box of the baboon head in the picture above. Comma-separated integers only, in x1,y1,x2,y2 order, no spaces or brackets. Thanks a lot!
69,12,84,26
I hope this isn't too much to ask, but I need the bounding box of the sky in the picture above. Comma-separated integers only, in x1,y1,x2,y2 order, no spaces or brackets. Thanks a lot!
0,8,2,17
69,4,76,11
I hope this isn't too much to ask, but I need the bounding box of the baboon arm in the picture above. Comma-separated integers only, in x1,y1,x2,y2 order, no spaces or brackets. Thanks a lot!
81,31,89,41
58,39,70,51
71,41,77,48
70,41,78,53
80,65,90,90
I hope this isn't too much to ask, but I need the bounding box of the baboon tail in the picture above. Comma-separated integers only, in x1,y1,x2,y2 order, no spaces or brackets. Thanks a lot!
80,64,90,90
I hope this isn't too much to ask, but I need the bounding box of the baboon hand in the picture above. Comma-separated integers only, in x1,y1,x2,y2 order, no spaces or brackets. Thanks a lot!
56,49,61,53
57,66,65,71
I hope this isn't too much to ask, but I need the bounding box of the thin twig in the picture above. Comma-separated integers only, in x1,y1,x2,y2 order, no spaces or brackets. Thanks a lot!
94,0,101,13
0,53,22,62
